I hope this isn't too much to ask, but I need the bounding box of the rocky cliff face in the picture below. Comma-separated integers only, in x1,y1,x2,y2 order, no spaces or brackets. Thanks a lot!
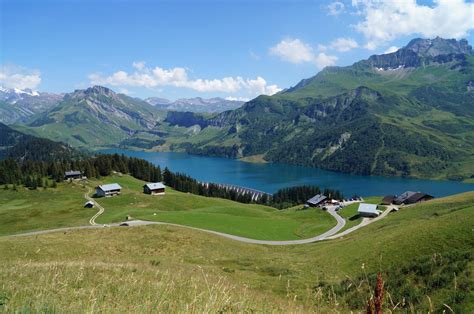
365,37,473,70
0,87,62,124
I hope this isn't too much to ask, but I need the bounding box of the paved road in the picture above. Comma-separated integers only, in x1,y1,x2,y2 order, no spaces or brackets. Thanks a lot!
326,205,397,240
6,208,346,246
83,186,105,225
6,195,395,245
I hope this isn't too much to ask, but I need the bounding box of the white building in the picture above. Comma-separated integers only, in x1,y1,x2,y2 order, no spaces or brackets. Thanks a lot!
96,183,122,197
143,182,166,195
357,203,380,217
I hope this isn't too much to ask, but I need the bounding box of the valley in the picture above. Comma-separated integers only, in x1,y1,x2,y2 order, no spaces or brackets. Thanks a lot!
1,178,473,312
4,37,474,182
3,1,474,312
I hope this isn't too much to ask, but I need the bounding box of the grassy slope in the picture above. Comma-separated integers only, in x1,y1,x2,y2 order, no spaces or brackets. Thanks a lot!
94,174,336,240
0,191,472,312
337,196,383,232
0,183,95,236
0,175,336,240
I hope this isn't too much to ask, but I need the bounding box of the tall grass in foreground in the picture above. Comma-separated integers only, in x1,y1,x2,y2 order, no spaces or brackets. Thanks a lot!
0,261,310,313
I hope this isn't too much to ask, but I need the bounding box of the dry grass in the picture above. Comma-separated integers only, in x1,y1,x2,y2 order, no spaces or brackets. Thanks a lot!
1,260,310,313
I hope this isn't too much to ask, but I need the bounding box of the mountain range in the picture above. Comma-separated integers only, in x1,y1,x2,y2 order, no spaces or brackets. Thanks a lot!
171,37,474,180
3,37,473,180
0,87,63,124
0,122,83,161
145,97,244,113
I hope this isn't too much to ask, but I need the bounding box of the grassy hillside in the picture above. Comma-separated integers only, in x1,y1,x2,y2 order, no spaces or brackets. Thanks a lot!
21,86,165,148
0,174,336,240
0,182,94,236
0,190,472,312
168,41,474,181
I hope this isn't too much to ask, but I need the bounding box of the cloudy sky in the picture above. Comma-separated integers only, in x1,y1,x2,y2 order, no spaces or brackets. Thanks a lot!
1,0,473,100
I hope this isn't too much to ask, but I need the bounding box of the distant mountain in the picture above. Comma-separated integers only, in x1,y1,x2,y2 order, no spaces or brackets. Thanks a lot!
171,37,474,181
23,86,163,148
0,122,84,161
145,96,244,113
0,87,62,124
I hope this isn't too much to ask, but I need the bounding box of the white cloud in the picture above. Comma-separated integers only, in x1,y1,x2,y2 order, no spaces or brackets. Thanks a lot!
0,64,41,90
225,96,250,102
270,38,338,68
89,64,281,97
269,38,315,64
118,88,131,95
330,37,359,52
327,1,345,16
132,61,146,70
384,46,399,54
314,53,339,69
352,0,474,50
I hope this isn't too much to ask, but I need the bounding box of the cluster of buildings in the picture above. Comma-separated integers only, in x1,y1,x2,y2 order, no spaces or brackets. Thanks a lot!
304,189,434,219
305,194,345,208
357,191,434,218
382,191,434,205
64,170,166,201
94,182,166,197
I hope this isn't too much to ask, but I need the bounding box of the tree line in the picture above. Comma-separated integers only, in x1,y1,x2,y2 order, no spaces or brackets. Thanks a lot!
0,153,343,209
162,168,343,209
0,154,162,187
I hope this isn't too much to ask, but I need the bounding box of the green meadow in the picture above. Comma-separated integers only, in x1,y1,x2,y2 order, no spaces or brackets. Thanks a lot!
1,190,472,312
0,183,94,236
0,174,337,240
94,174,337,240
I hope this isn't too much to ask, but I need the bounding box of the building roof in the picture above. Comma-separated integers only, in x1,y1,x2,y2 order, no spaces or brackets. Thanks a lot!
395,191,433,204
307,194,327,205
65,170,82,176
144,182,166,190
98,183,122,192
358,203,379,214
394,191,417,204
381,195,395,204
406,192,433,203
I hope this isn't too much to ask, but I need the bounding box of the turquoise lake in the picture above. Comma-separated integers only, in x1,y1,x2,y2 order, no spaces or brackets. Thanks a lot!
101,149,474,197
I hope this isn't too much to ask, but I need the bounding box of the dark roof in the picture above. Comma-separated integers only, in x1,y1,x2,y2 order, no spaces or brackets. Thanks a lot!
65,170,81,176
395,191,433,204
307,194,327,205
394,191,417,204
406,192,433,204
381,195,395,204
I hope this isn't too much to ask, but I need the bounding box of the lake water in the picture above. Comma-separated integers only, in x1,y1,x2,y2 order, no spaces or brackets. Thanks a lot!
101,149,474,197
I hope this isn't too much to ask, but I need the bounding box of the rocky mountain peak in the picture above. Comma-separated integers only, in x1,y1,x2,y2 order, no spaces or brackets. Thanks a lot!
404,37,473,57
85,85,115,96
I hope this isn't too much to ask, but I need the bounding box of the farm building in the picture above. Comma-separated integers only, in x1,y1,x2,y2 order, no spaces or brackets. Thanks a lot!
84,201,94,208
96,183,122,197
64,170,82,180
381,195,395,205
306,194,327,207
394,191,434,205
357,203,380,217
143,182,166,195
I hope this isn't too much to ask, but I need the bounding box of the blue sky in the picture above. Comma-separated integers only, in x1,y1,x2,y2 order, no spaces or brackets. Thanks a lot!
1,0,473,100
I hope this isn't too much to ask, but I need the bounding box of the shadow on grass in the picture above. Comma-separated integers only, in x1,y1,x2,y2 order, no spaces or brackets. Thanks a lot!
349,214,361,221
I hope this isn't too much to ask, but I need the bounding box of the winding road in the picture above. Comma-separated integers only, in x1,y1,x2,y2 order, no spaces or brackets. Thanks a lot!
84,187,105,225
7,187,395,245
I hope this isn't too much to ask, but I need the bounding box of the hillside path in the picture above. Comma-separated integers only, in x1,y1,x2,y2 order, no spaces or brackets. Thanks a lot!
84,186,105,225
325,205,397,240
7,208,347,246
